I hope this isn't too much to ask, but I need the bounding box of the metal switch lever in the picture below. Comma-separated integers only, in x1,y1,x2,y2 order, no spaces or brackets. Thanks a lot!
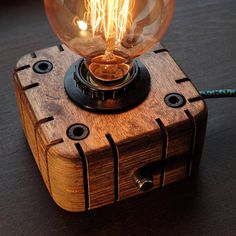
136,177,153,191
134,169,153,191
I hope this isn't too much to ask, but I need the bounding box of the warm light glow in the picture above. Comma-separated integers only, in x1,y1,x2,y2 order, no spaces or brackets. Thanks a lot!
44,0,175,81
77,20,88,31
84,0,134,43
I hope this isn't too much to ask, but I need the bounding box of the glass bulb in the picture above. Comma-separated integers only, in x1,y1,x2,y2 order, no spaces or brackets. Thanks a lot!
44,0,175,82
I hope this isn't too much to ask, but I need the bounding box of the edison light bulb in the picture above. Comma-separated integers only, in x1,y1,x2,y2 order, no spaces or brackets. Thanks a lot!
44,0,175,82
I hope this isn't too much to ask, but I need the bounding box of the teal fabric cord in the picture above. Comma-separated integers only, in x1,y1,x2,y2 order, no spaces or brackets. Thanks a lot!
199,89,236,99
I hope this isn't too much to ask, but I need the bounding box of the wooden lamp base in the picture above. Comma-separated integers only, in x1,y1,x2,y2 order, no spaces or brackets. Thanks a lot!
13,44,207,212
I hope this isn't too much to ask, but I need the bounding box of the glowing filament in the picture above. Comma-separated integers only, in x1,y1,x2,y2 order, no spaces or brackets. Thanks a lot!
84,0,134,43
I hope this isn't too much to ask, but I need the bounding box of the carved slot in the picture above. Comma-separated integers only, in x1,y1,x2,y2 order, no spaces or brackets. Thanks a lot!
23,83,39,91
176,78,190,84
15,65,31,72
156,118,168,187
75,143,89,210
57,44,65,52
188,96,203,103
153,48,169,54
35,116,55,172
37,116,54,126
45,139,64,193
106,134,119,202
184,110,197,176
31,52,37,58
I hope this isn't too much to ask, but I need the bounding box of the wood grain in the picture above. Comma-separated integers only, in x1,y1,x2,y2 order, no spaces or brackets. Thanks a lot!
13,44,207,211
1,0,236,235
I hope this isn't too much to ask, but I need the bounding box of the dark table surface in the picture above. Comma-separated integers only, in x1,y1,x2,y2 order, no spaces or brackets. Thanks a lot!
0,0,236,235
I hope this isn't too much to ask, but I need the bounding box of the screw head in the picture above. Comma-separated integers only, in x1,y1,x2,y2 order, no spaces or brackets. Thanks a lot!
164,93,186,108
33,60,53,74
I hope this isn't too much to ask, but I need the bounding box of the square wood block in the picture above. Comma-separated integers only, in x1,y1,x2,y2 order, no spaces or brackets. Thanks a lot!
13,44,207,212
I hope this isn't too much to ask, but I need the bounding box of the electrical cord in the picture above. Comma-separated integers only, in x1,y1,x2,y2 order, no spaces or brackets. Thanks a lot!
199,89,236,99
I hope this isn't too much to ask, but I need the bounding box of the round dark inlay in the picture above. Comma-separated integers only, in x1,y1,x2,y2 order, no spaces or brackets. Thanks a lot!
67,124,90,141
165,93,186,108
33,60,53,74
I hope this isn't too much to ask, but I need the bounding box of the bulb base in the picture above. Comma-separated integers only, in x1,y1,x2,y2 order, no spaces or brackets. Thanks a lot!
64,59,151,113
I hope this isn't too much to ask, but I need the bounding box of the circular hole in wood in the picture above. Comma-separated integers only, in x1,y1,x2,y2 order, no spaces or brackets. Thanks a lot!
67,124,89,140
73,127,84,137
38,62,49,71
33,60,53,74
165,93,186,108
169,95,180,105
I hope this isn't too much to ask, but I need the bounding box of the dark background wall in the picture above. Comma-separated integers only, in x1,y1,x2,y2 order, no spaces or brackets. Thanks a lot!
0,0,236,235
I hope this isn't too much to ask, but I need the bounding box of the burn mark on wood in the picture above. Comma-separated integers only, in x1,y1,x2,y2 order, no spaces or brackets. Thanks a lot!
57,44,65,52
184,110,197,176
176,78,190,84
31,52,37,58
23,83,39,91
75,143,89,210
106,133,119,201
156,118,168,187
15,65,31,72
188,96,203,103
153,48,169,54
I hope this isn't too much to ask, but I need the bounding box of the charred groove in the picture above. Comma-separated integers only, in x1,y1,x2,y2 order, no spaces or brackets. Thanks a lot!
188,96,203,103
34,116,54,172
48,138,64,147
75,143,89,210
15,65,31,72
31,52,37,58
23,83,39,91
34,114,59,194
57,44,64,52
156,118,168,187
45,139,64,193
184,110,197,176
153,49,169,54
106,134,119,201
36,116,54,126
176,78,190,84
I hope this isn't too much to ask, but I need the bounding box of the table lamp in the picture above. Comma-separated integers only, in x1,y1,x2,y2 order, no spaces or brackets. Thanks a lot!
13,0,208,212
